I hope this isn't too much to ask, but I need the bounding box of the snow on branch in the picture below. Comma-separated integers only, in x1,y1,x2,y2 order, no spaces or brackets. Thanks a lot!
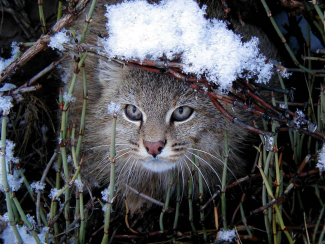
103,0,274,91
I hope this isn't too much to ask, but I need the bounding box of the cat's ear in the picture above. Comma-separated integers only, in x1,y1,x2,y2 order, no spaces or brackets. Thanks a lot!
98,59,131,87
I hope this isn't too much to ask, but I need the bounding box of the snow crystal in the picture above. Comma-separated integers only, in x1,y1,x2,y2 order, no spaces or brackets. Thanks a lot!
107,101,121,115
307,120,317,132
279,103,287,109
293,109,306,129
0,96,13,115
0,42,20,75
102,203,108,212
0,213,9,223
0,140,22,192
67,154,72,163
63,92,76,103
103,0,274,91
217,229,236,242
6,170,23,192
5,140,19,164
49,188,61,200
26,214,36,227
48,29,70,51
31,181,46,192
0,83,16,93
74,179,84,192
277,68,291,79
0,224,49,244
101,186,110,202
317,145,325,172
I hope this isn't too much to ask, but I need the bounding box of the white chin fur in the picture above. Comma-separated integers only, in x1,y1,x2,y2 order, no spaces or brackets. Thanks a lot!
140,158,175,172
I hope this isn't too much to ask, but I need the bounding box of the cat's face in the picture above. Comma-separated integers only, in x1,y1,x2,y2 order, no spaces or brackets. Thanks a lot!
94,63,241,175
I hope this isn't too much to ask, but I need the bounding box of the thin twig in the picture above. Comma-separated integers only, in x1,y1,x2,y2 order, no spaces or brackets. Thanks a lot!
0,0,90,82
122,183,164,207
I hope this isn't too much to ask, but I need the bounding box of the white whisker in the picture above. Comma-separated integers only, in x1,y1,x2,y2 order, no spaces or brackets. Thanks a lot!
187,147,241,190
184,154,212,197
181,158,195,199
117,156,132,182
186,151,222,186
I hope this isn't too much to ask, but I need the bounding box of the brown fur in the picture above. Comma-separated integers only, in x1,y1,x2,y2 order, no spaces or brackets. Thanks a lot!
62,0,280,212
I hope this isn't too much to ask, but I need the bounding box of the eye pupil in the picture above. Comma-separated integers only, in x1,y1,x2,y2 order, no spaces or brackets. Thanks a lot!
125,104,142,121
171,106,193,122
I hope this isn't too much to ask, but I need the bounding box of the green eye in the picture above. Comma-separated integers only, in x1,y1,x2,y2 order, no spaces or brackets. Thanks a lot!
171,106,193,122
125,104,142,121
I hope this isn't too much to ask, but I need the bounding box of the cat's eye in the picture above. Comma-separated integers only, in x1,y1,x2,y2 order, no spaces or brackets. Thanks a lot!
125,104,142,121
171,106,193,122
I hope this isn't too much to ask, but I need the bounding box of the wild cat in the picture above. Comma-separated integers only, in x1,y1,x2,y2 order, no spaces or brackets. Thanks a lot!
62,0,281,212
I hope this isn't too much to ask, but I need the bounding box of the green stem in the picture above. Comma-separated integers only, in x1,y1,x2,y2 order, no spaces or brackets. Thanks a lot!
1,116,23,243
101,116,117,244
38,0,46,34
239,202,253,236
221,130,228,230
76,67,88,158
12,195,41,243
260,0,325,77
57,1,63,21
194,149,207,241
173,174,181,230
188,163,197,233
159,170,174,231
79,0,98,44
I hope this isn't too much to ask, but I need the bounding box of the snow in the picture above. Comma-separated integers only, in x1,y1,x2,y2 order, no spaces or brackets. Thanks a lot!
48,188,61,200
103,0,274,91
63,92,76,103
0,43,20,75
48,29,71,51
0,224,49,244
277,68,291,79
0,83,16,93
0,96,13,115
317,145,325,172
217,229,236,242
0,140,22,192
101,186,110,202
74,179,84,192
279,103,287,109
31,181,46,192
5,140,19,164
107,101,121,115
293,109,306,129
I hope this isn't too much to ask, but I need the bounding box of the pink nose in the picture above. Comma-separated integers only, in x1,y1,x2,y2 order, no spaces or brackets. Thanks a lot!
144,140,166,158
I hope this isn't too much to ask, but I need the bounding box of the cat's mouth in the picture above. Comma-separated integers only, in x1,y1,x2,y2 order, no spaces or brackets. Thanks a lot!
140,158,176,172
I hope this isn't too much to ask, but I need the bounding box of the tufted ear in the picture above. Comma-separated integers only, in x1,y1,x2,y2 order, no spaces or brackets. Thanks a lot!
98,59,131,87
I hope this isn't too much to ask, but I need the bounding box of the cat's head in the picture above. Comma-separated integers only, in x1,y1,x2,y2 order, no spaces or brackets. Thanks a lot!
90,61,246,175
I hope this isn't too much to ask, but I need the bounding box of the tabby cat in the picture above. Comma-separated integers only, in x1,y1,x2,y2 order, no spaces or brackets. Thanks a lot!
62,0,280,212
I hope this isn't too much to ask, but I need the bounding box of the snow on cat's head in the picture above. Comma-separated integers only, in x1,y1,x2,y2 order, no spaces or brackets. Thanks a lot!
103,0,274,92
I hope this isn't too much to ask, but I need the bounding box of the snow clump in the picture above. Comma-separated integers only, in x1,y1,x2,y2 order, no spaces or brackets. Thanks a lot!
0,43,20,75
31,181,46,192
104,0,274,91
0,140,23,192
317,144,325,172
49,29,71,51
0,96,13,115
107,101,121,115
63,92,76,103
217,229,236,242
101,186,110,202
